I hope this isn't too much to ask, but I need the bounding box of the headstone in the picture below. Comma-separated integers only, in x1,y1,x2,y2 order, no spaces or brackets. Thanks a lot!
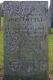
3,1,48,80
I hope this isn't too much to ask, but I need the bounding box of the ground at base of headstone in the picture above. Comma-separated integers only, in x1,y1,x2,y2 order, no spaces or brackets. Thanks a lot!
0,74,3,80
49,74,53,80
0,77,3,80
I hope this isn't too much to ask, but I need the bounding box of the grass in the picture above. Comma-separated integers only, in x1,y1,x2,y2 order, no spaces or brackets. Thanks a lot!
0,28,53,74
48,33,53,74
0,31,4,74
0,31,3,65
51,28,53,33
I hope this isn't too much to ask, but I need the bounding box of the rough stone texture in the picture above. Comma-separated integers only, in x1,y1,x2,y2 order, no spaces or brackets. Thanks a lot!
3,1,48,80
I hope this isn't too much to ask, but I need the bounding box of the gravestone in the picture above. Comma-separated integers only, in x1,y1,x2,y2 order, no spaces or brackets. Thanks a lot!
3,1,48,80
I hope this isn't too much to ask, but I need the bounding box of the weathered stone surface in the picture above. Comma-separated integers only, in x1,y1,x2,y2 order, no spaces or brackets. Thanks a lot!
3,1,48,80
